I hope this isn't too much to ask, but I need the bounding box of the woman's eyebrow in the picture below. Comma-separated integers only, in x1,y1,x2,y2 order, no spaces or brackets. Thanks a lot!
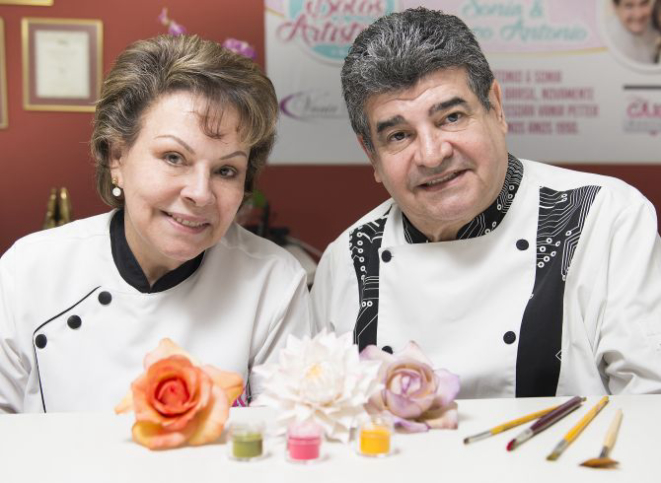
155,134,195,154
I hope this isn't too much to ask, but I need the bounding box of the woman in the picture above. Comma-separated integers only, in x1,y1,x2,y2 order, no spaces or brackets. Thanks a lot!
0,35,311,413
653,0,661,62
607,0,658,64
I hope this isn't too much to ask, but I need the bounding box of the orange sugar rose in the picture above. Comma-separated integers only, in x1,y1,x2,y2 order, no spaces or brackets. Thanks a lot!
116,339,243,450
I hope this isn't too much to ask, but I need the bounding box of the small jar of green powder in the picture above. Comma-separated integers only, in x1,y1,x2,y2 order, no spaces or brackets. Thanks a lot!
228,422,265,461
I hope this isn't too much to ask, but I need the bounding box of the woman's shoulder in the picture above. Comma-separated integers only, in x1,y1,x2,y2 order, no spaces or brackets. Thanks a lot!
7,212,112,256
213,223,305,275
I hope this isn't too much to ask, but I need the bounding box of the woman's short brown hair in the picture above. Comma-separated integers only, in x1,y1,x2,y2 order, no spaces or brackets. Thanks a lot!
92,35,278,208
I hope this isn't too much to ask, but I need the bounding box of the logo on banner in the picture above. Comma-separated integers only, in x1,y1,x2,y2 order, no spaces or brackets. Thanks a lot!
624,95,661,135
277,0,398,63
280,89,347,120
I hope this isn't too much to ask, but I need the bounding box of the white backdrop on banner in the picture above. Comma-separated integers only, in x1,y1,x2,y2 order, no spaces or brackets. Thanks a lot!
265,0,661,164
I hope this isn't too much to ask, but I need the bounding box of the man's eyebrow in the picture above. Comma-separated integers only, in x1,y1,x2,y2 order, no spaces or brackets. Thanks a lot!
429,97,468,115
376,115,406,135
155,134,195,154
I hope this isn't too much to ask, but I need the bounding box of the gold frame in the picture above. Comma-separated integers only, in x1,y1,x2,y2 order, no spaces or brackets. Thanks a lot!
22,17,102,112
0,18,7,128
0,1,53,6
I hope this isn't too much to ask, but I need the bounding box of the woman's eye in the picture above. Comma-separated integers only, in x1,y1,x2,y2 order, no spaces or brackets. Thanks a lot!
216,166,237,178
164,153,183,165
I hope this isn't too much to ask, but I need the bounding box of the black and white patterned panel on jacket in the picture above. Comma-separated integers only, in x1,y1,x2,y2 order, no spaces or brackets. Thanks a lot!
516,185,601,397
458,155,524,239
349,213,389,351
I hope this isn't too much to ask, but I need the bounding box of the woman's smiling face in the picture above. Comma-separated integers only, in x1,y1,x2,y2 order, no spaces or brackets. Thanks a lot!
110,91,249,281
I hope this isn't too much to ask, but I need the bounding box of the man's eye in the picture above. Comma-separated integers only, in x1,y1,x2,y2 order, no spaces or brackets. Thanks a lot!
388,131,408,143
446,112,462,123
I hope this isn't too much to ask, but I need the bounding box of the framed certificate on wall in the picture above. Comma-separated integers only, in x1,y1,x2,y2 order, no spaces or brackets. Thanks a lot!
0,18,7,128
21,18,102,112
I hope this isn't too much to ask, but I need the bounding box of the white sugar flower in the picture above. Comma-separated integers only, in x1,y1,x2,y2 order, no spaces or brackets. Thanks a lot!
252,330,382,443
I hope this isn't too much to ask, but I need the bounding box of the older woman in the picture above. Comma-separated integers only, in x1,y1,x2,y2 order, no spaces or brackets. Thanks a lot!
0,35,311,413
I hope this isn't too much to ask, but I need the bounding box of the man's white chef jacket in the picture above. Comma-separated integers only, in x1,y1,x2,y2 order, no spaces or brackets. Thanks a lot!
311,157,661,398
0,211,311,413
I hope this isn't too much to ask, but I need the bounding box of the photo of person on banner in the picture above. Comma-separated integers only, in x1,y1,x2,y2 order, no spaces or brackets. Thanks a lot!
605,0,660,64
311,8,661,399
653,0,661,62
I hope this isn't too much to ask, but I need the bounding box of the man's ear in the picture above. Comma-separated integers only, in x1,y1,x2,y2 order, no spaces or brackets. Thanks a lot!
357,135,383,184
489,79,508,134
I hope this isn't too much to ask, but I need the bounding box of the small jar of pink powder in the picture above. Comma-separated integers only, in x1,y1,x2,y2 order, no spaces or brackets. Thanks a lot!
286,421,323,464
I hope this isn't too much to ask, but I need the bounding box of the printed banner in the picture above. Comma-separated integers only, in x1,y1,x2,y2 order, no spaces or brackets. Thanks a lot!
266,0,661,164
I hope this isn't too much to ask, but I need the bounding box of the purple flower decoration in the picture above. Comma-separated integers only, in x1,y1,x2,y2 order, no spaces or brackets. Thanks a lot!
168,21,186,36
222,38,257,60
158,7,169,26
360,341,460,432
158,8,186,36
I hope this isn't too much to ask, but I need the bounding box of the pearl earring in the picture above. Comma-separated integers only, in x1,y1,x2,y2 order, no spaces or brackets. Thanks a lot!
112,178,122,198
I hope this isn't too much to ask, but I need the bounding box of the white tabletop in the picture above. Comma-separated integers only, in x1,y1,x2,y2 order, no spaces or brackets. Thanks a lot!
0,395,658,483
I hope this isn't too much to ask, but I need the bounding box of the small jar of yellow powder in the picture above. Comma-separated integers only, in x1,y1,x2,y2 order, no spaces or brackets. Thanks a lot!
358,416,392,457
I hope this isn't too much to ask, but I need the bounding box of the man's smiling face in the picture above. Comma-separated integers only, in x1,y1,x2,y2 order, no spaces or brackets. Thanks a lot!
362,68,509,241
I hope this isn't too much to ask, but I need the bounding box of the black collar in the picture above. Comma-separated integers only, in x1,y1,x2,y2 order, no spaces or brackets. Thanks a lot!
403,154,524,243
110,210,204,293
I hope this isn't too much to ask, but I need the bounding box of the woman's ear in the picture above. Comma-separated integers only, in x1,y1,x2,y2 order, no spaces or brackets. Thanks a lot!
109,143,125,184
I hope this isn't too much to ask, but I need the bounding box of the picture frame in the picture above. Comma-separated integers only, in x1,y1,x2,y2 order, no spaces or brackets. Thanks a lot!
0,1,53,6
0,18,7,128
22,17,102,112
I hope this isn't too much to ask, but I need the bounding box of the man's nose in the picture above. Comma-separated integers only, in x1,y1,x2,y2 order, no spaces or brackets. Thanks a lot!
415,129,452,168
182,168,215,207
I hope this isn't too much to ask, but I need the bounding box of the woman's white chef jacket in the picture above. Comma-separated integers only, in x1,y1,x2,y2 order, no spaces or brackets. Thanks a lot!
311,159,661,398
0,212,312,413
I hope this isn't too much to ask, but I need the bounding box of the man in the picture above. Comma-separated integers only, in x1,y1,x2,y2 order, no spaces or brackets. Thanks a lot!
607,0,659,64
311,8,661,398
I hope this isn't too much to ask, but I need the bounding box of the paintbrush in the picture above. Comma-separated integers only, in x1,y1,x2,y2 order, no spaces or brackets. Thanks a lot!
507,396,584,451
580,409,623,469
547,396,609,461
463,403,560,444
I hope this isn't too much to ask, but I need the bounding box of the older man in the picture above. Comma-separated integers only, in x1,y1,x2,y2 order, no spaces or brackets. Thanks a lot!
311,8,661,398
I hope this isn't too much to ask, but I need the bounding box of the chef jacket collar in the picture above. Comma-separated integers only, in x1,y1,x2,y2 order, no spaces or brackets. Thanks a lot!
110,210,204,293
402,154,523,243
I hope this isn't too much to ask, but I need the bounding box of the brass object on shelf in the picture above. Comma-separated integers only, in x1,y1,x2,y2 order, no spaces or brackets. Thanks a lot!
42,187,73,229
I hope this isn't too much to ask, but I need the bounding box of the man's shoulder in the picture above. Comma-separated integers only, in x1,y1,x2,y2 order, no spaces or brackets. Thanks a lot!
522,159,647,205
326,198,395,249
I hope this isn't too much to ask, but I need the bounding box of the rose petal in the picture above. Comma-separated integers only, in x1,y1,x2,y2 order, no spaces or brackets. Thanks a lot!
384,388,433,419
201,365,244,405
423,402,459,430
131,420,194,450
114,391,133,414
431,369,460,408
143,338,200,369
187,385,230,446
391,413,429,433
397,341,434,367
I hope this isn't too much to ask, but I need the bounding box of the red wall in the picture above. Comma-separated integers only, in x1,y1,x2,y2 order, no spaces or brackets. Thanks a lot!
1,1,660,257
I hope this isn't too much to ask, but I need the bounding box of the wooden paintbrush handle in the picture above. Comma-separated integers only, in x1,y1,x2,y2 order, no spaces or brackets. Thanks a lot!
603,409,623,451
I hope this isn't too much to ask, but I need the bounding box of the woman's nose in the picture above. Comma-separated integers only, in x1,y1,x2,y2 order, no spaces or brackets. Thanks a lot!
181,169,214,207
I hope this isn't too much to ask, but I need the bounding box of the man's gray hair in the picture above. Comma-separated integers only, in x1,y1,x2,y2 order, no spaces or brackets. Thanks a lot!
341,7,494,152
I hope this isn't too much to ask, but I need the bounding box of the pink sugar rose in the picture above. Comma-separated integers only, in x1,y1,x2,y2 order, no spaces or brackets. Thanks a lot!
115,339,243,450
360,342,460,432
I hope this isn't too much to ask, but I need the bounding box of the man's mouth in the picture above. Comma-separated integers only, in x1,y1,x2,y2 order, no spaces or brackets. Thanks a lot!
420,170,465,188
